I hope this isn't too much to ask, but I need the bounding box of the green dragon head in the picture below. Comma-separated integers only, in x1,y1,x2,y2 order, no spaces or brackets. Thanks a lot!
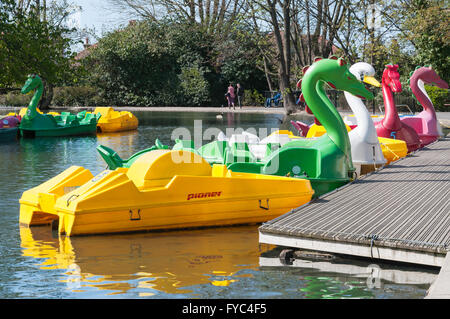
21,74,42,94
300,57,374,100
323,57,373,99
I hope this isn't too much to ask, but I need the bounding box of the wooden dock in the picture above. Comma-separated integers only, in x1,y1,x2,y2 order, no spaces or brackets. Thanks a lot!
259,138,450,268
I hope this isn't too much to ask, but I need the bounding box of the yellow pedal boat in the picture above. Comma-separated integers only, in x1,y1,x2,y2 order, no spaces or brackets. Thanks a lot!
94,107,138,133
19,150,314,236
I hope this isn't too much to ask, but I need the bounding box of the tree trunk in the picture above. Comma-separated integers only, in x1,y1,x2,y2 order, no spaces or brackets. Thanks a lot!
267,0,296,114
263,56,274,92
38,79,53,110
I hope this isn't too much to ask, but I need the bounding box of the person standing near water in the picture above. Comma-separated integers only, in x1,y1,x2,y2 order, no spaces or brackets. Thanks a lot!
236,83,244,109
227,83,236,110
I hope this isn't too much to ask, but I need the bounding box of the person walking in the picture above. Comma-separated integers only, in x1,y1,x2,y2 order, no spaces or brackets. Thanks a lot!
236,83,244,109
227,83,236,110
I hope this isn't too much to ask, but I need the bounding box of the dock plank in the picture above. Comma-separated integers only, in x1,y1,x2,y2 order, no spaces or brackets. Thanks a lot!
259,138,450,267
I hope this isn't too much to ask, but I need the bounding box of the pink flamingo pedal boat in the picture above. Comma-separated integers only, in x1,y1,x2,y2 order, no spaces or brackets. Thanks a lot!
400,66,448,146
375,64,422,153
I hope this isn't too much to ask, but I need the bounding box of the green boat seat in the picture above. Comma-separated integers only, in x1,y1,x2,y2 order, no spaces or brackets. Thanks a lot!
198,141,228,164
225,142,256,165
172,139,199,155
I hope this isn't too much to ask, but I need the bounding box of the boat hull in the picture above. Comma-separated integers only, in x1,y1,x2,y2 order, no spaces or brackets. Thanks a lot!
0,127,19,141
20,123,98,137
53,195,309,236
378,137,408,164
19,110,100,137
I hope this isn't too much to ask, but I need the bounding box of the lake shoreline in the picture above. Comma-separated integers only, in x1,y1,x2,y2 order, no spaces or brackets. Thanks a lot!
1,105,296,115
2,105,449,128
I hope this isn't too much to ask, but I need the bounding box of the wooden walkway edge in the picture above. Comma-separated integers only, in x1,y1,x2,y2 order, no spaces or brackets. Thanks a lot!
259,138,450,268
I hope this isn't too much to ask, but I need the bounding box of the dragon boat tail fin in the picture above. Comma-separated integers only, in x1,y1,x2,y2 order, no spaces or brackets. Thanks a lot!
97,145,124,170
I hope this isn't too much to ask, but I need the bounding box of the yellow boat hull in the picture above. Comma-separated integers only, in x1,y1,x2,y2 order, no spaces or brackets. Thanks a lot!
18,107,59,117
19,150,314,236
94,107,138,133
378,137,408,164
306,123,352,138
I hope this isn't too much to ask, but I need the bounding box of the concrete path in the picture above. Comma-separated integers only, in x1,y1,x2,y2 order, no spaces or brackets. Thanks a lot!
426,253,450,299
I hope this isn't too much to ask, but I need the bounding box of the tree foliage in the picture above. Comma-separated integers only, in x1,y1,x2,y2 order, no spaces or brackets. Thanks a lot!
81,19,266,106
1,0,76,85
1,0,447,109
400,0,449,82
0,0,78,107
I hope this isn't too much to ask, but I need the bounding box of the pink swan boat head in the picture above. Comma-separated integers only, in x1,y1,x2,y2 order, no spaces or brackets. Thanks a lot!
402,66,449,145
410,66,448,91
375,64,422,153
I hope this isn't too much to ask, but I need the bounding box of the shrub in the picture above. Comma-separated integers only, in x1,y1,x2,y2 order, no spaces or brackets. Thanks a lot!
243,89,265,106
424,85,449,111
51,86,105,107
178,63,210,106
0,91,30,106
77,20,266,107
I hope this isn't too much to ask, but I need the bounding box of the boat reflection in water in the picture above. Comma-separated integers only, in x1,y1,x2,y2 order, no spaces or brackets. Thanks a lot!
20,224,270,296
20,224,438,298
96,129,139,166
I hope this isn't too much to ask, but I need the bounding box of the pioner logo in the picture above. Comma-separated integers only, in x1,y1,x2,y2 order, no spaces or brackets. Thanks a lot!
187,191,222,201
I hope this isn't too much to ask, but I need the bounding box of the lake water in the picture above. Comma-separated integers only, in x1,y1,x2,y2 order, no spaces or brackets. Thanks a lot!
0,109,439,299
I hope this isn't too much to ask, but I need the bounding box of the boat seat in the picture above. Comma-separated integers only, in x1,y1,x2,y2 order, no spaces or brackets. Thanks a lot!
264,143,280,156
56,113,77,126
198,141,228,164
76,110,87,120
127,150,212,189
94,107,114,118
225,142,256,165
262,146,320,177
172,139,199,155
81,112,98,124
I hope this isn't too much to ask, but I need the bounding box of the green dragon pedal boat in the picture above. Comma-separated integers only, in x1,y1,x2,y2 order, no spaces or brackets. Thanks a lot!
19,74,101,137
97,58,374,197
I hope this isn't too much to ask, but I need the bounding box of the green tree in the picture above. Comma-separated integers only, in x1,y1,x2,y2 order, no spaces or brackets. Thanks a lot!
81,19,266,107
400,0,449,82
0,0,77,108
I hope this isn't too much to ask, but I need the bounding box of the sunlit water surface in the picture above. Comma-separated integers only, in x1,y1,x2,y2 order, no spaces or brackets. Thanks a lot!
0,110,439,298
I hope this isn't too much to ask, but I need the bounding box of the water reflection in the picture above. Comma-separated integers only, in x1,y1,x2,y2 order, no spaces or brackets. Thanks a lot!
20,225,271,297
259,252,438,299
20,224,437,299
